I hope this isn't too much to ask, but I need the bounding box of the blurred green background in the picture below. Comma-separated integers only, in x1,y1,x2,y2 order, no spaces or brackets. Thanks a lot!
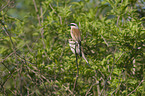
0,0,145,95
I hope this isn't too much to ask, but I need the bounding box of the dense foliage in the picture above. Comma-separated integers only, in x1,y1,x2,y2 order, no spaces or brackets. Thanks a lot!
0,0,145,95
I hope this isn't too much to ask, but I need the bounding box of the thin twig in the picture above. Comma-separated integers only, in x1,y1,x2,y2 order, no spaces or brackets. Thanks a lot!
49,4,62,24
0,63,17,89
127,80,144,96
111,70,124,95
33,0,41,25
85,82,98,96
0,21,18,89
0,0,11,11
40,6,46,49
99,52,124,96
116,16,120,26
25,63,50,83
62,84,74,95
101,35,109,47
1,21,16,53
0,51,15,63
73,42,79,93
58,40,67,61
32,1,53,64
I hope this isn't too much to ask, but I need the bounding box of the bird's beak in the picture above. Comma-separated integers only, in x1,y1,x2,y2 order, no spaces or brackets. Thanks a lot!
68,24,71,26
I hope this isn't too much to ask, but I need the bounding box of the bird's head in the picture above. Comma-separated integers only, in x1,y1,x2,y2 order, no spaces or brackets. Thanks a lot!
68,23,78,28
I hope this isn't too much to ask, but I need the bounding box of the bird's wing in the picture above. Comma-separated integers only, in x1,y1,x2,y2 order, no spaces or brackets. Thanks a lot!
72,28,81,42
72,28,82,56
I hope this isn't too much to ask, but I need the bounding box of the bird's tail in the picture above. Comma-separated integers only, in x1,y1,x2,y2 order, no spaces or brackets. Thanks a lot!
82,51,90,67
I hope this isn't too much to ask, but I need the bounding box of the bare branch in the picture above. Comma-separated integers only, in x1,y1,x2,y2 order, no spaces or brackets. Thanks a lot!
49,4,62,24
127,80,144,96
85,81,99,96
101,35,109,47
73,42,79,93
99,52,124,96
62,84,74,95
1,21,17,54
116,16,120,26
0,0,11,11
33,0,41,25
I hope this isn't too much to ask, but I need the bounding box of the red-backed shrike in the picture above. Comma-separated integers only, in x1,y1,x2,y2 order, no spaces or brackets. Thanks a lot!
69,39,89,65
68,23,82,56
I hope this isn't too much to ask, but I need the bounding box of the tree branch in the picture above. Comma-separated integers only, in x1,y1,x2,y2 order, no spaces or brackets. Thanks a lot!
127,80,144,96
99,52,124,96
73,42,79,93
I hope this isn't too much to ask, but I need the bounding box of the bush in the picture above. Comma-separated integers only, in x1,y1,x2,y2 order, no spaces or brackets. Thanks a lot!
0,0,144,95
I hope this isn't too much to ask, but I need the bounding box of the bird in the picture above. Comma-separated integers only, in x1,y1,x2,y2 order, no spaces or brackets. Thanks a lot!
69,39,90,66
68,23,82,56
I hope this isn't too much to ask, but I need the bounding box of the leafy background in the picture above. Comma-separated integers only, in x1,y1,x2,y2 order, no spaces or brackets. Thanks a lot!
0,0,145,95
